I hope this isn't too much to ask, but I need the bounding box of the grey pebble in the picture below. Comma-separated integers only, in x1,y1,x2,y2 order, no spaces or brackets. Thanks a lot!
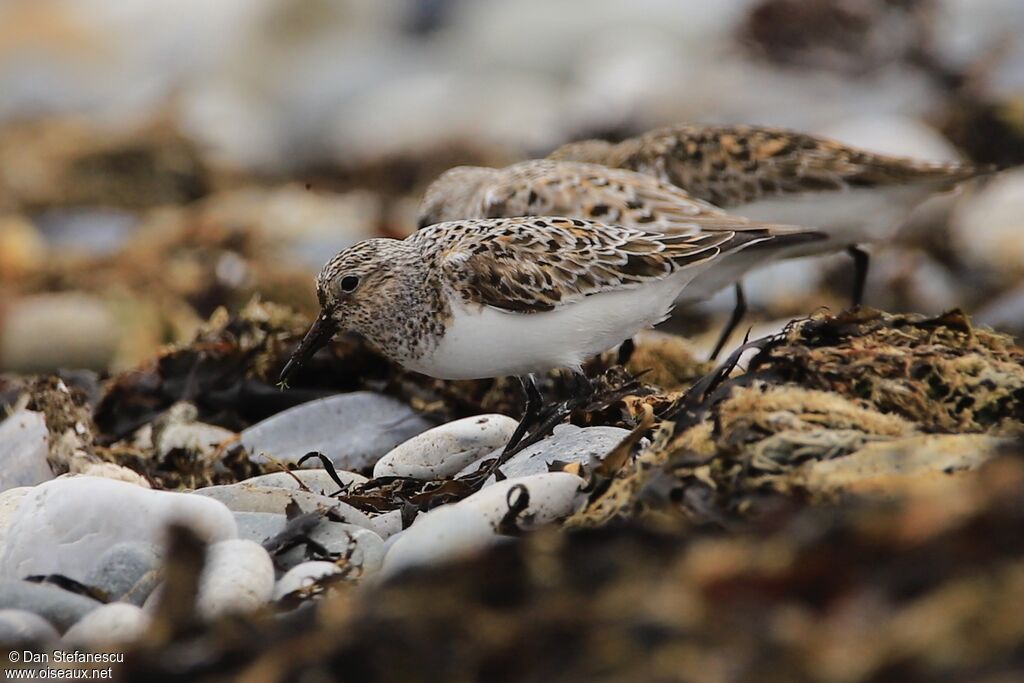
84,542,162,607
240,392,434,471
0,580,101,632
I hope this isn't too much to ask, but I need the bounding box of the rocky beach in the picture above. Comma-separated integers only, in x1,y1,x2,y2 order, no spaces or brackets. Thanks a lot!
1,1,1023,681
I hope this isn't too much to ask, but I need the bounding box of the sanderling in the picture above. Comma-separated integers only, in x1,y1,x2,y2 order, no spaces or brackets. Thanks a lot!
418,159,826,358
549,123,994,305
278,216,816,450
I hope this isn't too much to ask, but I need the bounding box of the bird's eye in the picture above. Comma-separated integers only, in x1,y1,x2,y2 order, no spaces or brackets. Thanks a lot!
340,275,360,292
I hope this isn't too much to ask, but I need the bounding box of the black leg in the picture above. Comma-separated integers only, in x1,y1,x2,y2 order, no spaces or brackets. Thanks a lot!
504,375,543,454
568,369,594,400
847,245,869,307
616,338,636,366
709,283,747,361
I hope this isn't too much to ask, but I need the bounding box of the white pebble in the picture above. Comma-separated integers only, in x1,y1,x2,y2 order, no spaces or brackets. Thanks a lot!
197,540,275,619
0,410,54,493
373,414,519,480
0,477,237,582
0,609,60,644
273,561,342,600
380,505,498,579
460,472,586,531
62,603,151,647
242,469,367,493
193,483,374,530
368,509,404,540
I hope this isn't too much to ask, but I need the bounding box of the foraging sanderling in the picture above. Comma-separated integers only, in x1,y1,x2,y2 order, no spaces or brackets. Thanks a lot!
549,123,993,304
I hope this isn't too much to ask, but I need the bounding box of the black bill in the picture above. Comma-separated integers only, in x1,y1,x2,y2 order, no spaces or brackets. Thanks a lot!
278,311,339,386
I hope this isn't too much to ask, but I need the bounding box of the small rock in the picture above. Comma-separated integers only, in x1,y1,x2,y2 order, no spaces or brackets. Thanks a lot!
0,609,60,646
368,509,404,540
380,505,499,580
0,487,31,551
0,410,54,493
242,469,367,494
0,610,58,647
240,392,434,471
273,561,343,600
277,522,385,575
0,477,237,581
233,511,288,544
194,483,373,530
84,542,162,606
197,540,275,619
62,603,150,647
460,472,587,531
374,414,519,480
950,168,1024,280
459,424,629,484
0,580,101,632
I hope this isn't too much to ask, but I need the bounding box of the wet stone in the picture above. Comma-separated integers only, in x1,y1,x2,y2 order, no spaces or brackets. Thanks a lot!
240,392,434,471
380,504,499,581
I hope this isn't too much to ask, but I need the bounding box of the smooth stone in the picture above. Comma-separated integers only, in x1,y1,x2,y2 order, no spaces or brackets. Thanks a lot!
367,509,404,540
194,483,373,530
373,414,519,480
277,522,385,575
273,561,343,600
0,580,101,632
0,410,54,493
240,392,434,471
0,609,60,645
0,487,32,551
460,472,587,531
0,477,237,581
62,603,150,647
950,168,1024,279
233,511,288,544
458,424,629,484
380,505,499,580
197,540,275,619
84,542,162,606
242,469,367,494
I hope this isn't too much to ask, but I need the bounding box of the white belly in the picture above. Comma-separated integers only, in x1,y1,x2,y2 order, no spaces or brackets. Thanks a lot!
736,186,935,256
407,272,697,379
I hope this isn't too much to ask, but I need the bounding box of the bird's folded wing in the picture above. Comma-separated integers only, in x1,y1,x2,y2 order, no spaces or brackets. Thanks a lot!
435,216,729,313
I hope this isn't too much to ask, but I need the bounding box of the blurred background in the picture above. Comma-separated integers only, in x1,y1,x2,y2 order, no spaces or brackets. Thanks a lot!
1,0,1022,375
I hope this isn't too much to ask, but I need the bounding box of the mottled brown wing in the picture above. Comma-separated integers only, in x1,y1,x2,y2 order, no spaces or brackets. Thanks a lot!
431,216,731,313
573,125,993,209
477,161,722,234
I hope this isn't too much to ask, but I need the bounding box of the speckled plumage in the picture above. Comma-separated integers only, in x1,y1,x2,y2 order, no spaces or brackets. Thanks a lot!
295,216,770,380
417,160,826,301
548,124,992,210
